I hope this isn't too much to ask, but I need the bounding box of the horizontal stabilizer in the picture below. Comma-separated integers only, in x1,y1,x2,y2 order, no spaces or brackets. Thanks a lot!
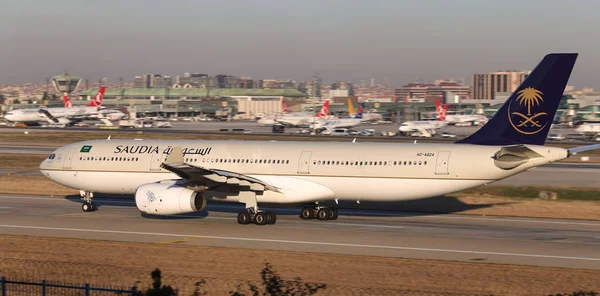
568,144,600,155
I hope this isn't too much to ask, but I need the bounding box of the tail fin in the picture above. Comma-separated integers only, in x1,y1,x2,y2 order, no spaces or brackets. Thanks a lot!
355,103,364,119
348,99,356,115
281,97,290,113
435,100,445,121
63,95,72,107
88,86,106,107
316,100,330,118
457,53,577,145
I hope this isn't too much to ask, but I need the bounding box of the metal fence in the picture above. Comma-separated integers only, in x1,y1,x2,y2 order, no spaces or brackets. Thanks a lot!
1,277,136,296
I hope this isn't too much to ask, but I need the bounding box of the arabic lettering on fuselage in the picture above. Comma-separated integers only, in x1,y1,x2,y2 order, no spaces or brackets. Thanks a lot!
113,145,212,156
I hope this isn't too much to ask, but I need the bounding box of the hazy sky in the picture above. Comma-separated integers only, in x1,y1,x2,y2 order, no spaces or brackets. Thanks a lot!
2,0,600,87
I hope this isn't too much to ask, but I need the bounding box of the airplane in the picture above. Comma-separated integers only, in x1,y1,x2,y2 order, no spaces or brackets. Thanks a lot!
256,98,326,127
268,100,331,127
348,100,383,122
40,53,600,227
63,87,125,122
309,102,362,131
438,101,488,126
5,104,106,127
398,105,447,137
4,87,124,127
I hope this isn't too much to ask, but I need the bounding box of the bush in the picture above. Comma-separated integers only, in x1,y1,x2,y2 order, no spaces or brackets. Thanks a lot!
547,291,598,296
229,262,326,296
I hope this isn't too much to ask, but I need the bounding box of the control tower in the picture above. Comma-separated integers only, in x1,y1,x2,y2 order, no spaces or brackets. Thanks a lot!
51,73,81,100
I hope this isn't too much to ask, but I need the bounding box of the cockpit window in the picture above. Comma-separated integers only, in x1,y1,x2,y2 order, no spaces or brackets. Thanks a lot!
48,153,56,160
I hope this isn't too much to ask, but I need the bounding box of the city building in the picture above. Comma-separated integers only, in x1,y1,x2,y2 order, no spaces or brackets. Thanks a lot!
330,81,355,97
259,79,296,89
133,74,172,88
394,80,471,103
472,70,530,100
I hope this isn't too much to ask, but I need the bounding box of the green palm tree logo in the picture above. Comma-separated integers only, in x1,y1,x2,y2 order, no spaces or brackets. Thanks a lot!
516,87,543,115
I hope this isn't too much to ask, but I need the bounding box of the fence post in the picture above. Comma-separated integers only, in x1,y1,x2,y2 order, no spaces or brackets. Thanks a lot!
85,283,90,296
41,280,46,296
1,277,6,296
131,285,137,296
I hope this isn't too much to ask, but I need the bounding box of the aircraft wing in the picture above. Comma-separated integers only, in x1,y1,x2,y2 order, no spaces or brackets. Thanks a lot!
416,127,432,137
568,144,600,155
160,147,280,193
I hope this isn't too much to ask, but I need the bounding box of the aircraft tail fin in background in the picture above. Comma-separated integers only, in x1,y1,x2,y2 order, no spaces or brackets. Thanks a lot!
281,97,290,113
456,53,577,146
63,95,72,107
316,100,330,118
88,86,106,107
355,103,364,119
435,100,446,121
348,99,356,115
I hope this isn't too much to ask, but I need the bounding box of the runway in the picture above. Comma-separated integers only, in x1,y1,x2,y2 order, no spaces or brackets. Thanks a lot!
0,194,598,270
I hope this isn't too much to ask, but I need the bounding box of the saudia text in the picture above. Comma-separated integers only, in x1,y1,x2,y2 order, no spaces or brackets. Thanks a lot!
113,145,212,156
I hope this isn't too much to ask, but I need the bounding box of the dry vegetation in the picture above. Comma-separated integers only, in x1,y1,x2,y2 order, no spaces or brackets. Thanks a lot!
0,235,598,296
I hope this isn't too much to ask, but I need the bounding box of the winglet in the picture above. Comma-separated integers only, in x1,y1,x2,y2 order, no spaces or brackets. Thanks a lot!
166,146,184,163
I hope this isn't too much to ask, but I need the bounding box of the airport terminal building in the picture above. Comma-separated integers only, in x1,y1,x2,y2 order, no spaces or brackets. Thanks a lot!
76,88,307,119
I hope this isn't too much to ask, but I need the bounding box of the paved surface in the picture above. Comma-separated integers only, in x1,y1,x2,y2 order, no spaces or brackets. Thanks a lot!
0,194,598,270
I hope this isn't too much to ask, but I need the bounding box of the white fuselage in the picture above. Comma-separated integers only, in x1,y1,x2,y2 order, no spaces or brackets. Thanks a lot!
445,114,488,124
576,123,600,134
39,140,567,205
399,121,447,132
310,118,362,130
5,106,101,123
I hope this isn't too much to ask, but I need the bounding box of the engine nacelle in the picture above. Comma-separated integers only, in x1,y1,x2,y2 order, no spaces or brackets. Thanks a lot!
135,183,207,215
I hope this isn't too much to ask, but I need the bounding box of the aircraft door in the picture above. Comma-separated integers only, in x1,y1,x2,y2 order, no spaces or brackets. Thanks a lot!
62,147,76,169
150,153,164,171
435,151,450,175
297,151,312,174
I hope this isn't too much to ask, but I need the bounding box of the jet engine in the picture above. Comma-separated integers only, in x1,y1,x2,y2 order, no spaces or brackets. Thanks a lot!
135,183,207,215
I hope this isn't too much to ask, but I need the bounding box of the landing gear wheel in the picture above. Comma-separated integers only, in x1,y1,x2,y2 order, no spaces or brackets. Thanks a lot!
237,211,251,225
82,202,92,212
254,212,268,225
317,208,330,220
329,208,338,220
266,211,277,225
300,207,313,220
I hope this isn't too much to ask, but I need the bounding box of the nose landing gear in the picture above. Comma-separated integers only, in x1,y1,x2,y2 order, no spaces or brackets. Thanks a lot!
80,190,97,212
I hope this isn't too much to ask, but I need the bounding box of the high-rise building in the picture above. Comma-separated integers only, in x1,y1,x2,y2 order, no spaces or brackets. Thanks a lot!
331,81,355,96
308,75,322,98
472,71,530,100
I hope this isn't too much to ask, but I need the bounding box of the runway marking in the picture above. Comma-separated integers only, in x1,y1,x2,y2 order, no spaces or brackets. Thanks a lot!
0,224,599,262
0,206,14,209
157,237,200,244
2,195,600,227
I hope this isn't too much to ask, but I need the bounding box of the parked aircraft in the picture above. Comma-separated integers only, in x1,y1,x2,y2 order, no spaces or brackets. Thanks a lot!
63,87,125,122
348,100,383,122
256,99,330,127
40,53,600,227
438,101,488,126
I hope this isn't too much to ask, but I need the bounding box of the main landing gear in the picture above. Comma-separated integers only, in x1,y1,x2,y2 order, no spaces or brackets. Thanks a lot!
300,205,338,221
237,208,277,226
236,192,277,225
80,190,97,212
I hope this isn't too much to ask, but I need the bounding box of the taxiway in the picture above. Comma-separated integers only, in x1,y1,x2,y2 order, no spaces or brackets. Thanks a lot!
0,194,598,270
